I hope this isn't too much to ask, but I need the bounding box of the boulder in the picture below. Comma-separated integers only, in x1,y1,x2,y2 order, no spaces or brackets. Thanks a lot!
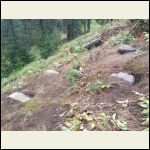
118,45,136,54
8,92,31,102
109,72,135,86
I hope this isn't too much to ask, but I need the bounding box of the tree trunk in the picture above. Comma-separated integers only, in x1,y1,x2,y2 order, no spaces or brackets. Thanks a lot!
9,20,16,40
67,20,73,40
87,19,91,32
84,20,87,33
39,19,43,31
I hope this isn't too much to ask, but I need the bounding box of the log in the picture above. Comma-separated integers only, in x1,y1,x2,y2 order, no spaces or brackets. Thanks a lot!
84,37,104,49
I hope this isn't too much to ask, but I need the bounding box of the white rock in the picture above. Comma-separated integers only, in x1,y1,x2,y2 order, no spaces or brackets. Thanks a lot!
8,92,31,102
110,72,135,85
44,70,59,76
59,111,67,117
132,90,144,96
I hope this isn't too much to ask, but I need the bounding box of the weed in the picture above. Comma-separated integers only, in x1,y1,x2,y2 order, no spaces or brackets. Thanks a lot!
139,80,146,87
72,60,82,70
123,61,143,83
66,84,79,96
66,69,80,86
21,99,42,115
88,81,110,92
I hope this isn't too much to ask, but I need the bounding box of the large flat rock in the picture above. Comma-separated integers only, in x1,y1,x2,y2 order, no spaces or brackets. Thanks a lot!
8,92,31,102
118,45,136,54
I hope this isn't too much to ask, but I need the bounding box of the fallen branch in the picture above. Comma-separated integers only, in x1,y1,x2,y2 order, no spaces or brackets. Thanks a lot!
84,37,104,49
128,19,142,34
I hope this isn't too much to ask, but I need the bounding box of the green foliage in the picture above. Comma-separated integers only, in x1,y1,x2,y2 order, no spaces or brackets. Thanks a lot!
140,20,149,32
108,33,135,47
1,57,13,79
122,34,135,44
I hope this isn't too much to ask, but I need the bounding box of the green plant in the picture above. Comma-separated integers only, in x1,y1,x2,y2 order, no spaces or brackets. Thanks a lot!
66,69,80,86
108,33,135,47
72,60,82,70
121,34,135,44
88,81,110,92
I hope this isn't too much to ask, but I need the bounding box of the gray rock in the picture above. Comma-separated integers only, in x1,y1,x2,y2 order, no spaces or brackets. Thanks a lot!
118,45,136,54
8,92,31,102
110,72,135,86
44,70,59,76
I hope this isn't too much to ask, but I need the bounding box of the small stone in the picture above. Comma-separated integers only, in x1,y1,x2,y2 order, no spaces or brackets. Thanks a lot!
80,82,86,87
8,92,31,102
44,70,59,76
70,102,79,107
118,45,136,54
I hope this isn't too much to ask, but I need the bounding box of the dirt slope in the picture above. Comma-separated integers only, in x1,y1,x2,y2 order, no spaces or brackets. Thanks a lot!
1,35,149,131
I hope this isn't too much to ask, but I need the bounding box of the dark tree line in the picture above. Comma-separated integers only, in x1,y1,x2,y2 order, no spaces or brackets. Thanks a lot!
1,19,91,78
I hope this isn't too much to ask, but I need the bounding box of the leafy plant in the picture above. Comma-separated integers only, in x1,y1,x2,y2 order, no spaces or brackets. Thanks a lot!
116,120,128,131
60,117,81,131
138,96,149,130
60,107,129,131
